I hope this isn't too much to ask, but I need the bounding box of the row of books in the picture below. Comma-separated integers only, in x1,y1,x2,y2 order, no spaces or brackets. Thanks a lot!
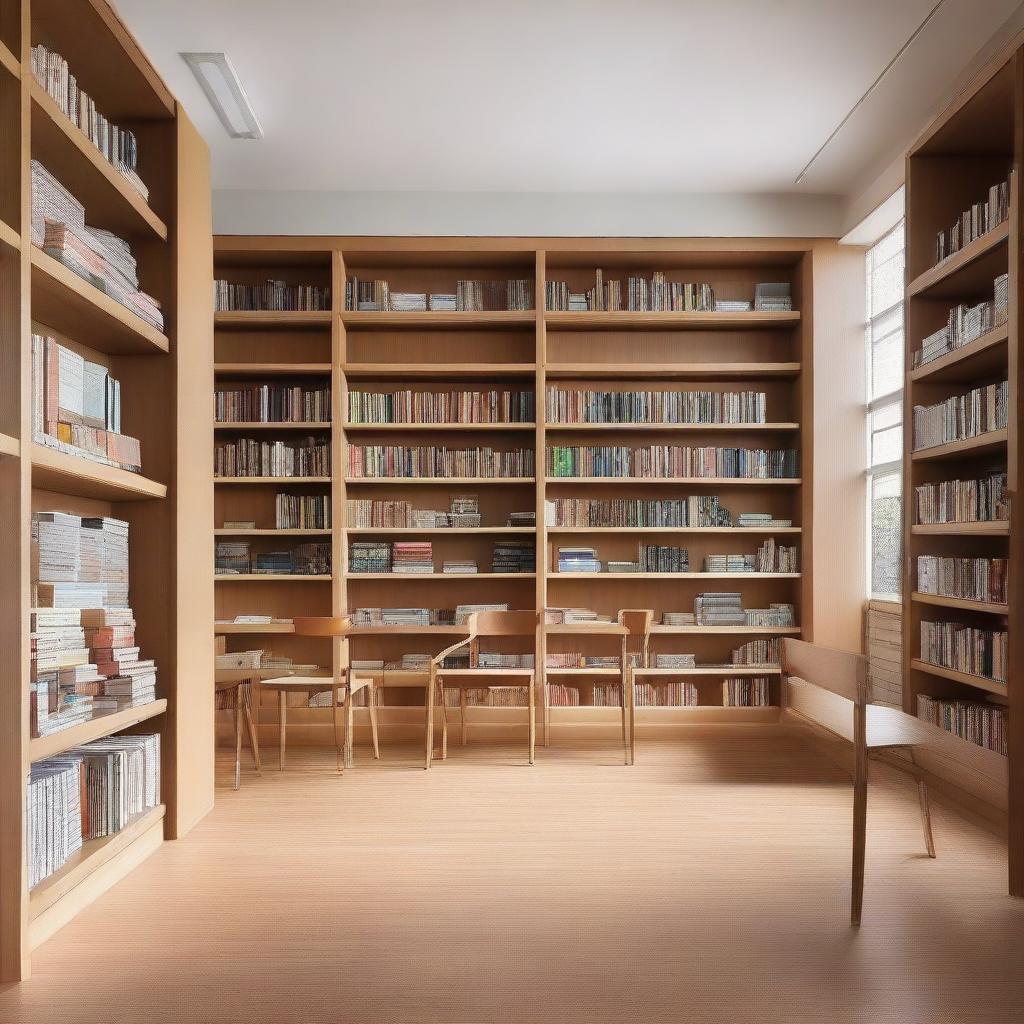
914,471,1008,525
916,556,1007,605
545,271,717,312
543,497,765,529
347,389,534,424
350,603,509,627
555,544,691,574
724,678,773,706
920,621,1007,682
543,605,795,628
912,380,1007,451
31,45,147,200
731,638,780,665
31,513,157,737
442,687,530,708
348,445,534,479
213,279,330,311
345,497,534,529
215,385,331,424
913,273,1009,367
916,694,1007,755
214,437,331,478
545,388,767,424
31,334,141,473
545,446,799,479
548,653,621,668
934,179,1009,265
275,493,331,529
344,277,533,312
349,540,535,574
215,541,330,576
31,161,164,329
28,734,160,888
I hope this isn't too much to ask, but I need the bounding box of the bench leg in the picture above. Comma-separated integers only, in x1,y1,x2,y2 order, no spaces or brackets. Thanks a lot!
424,674,435,770
909,751,937,858
528,677,536,765
439,683,448,761
851,771,867,926
460,687,468,746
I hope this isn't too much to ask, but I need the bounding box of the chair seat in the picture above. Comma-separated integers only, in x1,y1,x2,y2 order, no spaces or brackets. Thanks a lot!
261,672,375,693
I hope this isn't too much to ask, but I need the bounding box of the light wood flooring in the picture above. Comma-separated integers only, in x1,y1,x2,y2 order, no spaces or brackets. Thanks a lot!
2,724,1023,1023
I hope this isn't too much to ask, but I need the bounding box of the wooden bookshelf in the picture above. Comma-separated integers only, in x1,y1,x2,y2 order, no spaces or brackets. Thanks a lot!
902,40,1022,897
214,236,813,743
0,0,213,981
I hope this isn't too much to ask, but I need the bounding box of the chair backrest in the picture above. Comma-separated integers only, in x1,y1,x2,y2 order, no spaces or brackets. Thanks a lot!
292,616,352,682
780,637,867,704
617,609,653,667
467,610,538,637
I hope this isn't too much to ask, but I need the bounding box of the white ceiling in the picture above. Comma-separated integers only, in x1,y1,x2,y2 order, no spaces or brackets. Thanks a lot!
114,0,1021,198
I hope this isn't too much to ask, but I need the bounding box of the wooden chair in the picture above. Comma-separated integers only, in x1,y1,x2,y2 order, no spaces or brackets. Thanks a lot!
781,637,937,926
425,610,539,769
619,608,653,766
258,616,380,772
214,667,263,789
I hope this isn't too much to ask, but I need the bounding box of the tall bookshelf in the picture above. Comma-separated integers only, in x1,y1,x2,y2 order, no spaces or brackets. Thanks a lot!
214,237,813,744
903,38,1024,896
0,0,212,980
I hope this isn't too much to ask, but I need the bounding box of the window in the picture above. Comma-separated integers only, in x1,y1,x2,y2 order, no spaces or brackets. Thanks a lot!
865,221,905,599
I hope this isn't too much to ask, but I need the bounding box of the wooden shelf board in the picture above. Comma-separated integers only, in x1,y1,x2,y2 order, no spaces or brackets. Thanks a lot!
911,521,1009,536
549,572,800,580
342,363,538,380
347,527,535,535
547,422,799,432
910,658,1007,697
30,247,170,355
343,311,535,329
347,625,469,635
342,422,536,432
0,40,18,79
215,477,332,485
29,699,168,762
345,477,534,486
546,362,802,380
546,477,801,486
31,444,167,501
215,363,332,377
909,323,1009,384
214,422,331,431
633,666,782,677
547,526,801,534
215,623,296,634
911,429,1007,462
214,574,332,582
906,221,1009,298
214,529,330,537
911,592,1008,615
348,573,536,580
0,217,19,250
31,82,167,241
28,804,166,919
650,625,801,635
545,668,621,676
215,311,333,329
544,310,801,330
0,432,19,458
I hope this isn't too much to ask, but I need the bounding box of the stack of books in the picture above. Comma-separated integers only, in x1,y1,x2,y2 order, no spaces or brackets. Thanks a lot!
492,540,535,573
31,161,163,328
213,279,330,311
507,511,536,527
753,283,792,312
454,602,510,624
934,180,1010,264
557,547,602,573
705,554,754,572
544,607,611,624
392,542,434,573
31,46,147,199
663,612,697,626
715,299,753,313
694,593,746,626
737,512,793,528
31,334,142,472
215,541,251,574
443,560,478,574
389,293,427,312
349,542,392,573
654,654,697,668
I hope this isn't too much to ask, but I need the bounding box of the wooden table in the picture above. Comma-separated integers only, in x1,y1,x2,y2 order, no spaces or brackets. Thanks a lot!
215,668,263,789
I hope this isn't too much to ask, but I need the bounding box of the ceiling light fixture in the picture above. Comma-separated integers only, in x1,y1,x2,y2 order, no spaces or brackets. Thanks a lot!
181,52,263,140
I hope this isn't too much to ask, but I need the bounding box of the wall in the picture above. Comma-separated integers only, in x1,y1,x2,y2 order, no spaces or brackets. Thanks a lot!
212,191,846,240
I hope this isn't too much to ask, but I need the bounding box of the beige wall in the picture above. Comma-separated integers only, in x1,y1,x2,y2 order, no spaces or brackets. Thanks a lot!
811,240,868,653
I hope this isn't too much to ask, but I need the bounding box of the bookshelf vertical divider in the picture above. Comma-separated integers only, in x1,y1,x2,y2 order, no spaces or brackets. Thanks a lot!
333,250,348,679
534,249,548,744
0,0,212,980
903,36,1023,896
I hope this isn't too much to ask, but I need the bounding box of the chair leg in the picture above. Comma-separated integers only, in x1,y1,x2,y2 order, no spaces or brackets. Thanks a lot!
439,682,448,761
233,687,243,790
909,751,937,858
528,677,536,765
333,687,344,773
424,674,435,770
619,679,628,766
241,685,262,774
278,690,287,771
344,688,355,769
851,772,867,926
542,675,551,748
460,687,468,746
368,682,381,760
627,671,636,766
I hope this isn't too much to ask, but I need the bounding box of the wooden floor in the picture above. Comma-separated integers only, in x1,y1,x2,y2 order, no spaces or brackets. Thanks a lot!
2,725,1023,1023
